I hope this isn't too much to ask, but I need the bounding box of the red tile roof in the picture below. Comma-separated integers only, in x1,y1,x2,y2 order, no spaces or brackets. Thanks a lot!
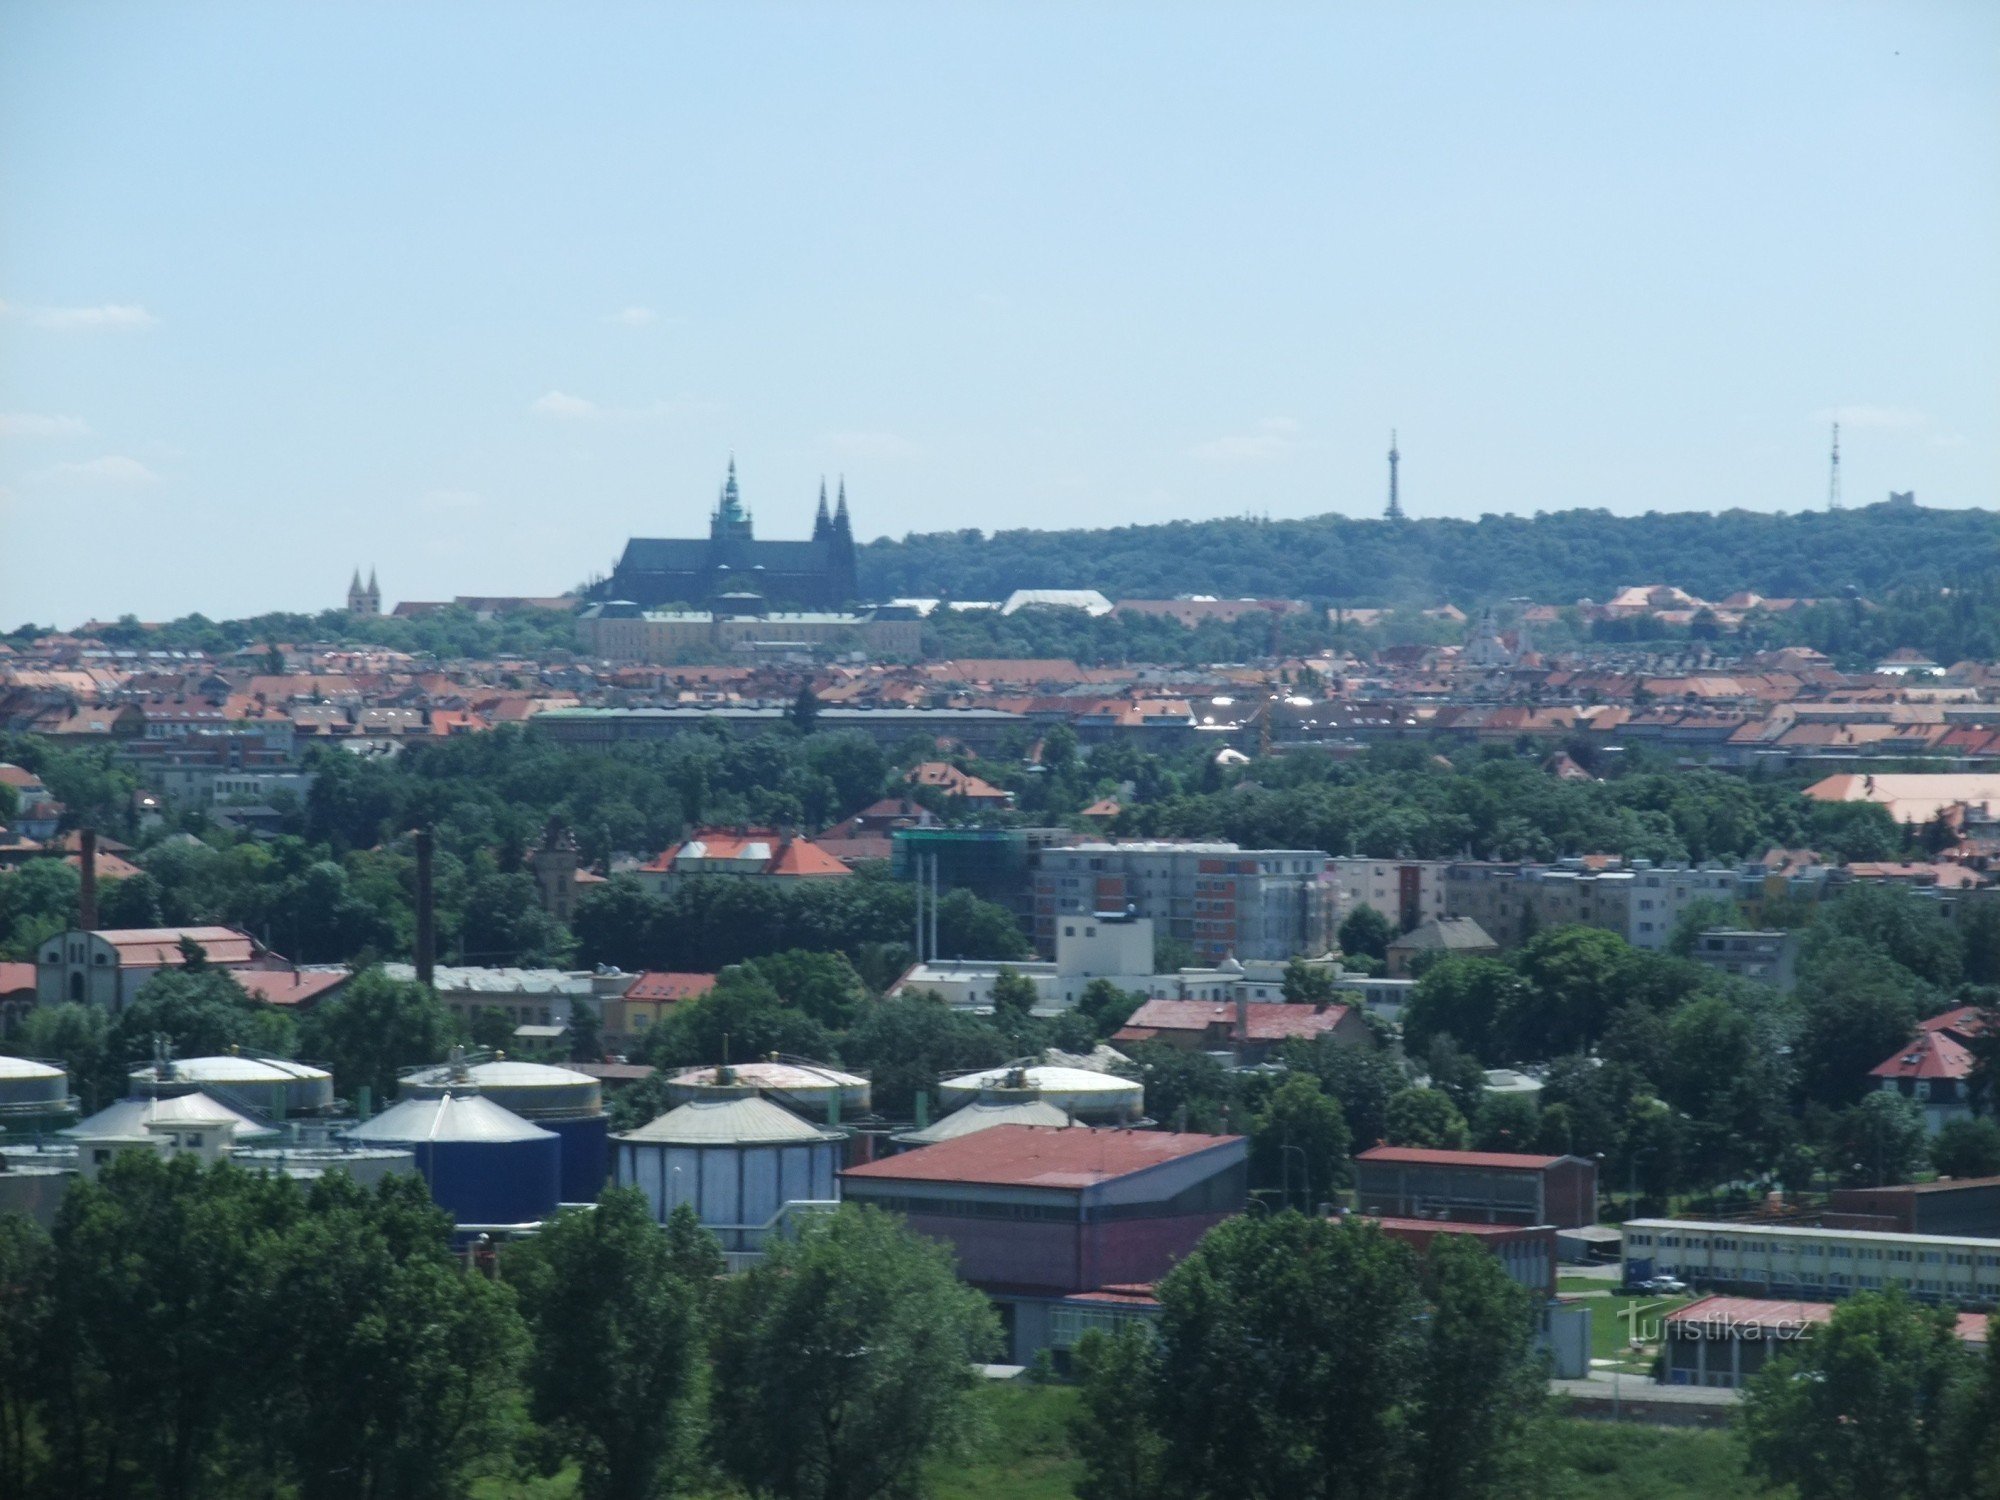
841,1125,1243,1189
94,926,258,967
1356,1145,1569,1170
624,971,718,1002
1665,1297,1833,1333
1869,1028,1976,1082
0,961,35,998
237,969,351,1008
1118,998,1353,1043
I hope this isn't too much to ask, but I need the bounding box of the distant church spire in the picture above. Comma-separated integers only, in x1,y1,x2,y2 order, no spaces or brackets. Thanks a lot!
833,477,851,533
813,478,833,540
711,456,752,542
1384,430,1404,521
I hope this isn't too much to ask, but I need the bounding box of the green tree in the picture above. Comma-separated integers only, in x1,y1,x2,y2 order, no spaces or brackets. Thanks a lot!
839,995,1009,1117
508,1188,708,1500
1931,1116,2000,1180
1741,1289,1980,1500
1071,1322,1165,1500
709,1205,1000,1500
255,1172,527,1500
1279,957,1339,1006
1410,1233,1545,1500
1832,1092,1929,1187
1473,1091,1540,1153
0,1213,51,1499
1249,1073,1352,1211
1338,903,1395,959
1401,957,1527,1065
298,966,461,1108
1385,1087,1470,1150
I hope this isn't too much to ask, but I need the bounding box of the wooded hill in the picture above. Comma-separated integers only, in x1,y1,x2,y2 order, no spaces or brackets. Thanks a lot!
858,500,2000,608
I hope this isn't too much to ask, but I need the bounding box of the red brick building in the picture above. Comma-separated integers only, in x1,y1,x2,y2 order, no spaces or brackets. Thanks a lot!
840,1124,1246,1362
1353,1145,1598,1230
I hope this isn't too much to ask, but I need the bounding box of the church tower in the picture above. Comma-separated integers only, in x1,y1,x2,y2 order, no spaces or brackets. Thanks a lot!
812,478,833,541
347,568,381,617
830,478,858,603
709,457,754,545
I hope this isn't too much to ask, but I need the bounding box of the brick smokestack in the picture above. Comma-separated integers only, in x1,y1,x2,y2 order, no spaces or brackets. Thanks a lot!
414,826,435,989
79,827,98,932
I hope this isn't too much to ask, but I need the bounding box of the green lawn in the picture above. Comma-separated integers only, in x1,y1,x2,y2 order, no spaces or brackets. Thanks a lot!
469,1383,1781,1500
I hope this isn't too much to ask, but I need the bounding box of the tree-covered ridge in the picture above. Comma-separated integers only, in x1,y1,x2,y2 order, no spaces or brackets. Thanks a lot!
860,502,2000,608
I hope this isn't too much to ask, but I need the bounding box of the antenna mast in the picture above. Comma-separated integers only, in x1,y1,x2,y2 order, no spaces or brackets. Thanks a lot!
1827,421,1842,511
1384,430,1404,520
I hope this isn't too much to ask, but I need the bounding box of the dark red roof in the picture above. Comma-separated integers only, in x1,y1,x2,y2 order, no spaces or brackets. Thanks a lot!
1356,1145,1570,1171
1870,1029,1976,1082
624,971,718,1002
1367,1216,1549,1239
1122,998,1352,1043
842,1125,1242,1189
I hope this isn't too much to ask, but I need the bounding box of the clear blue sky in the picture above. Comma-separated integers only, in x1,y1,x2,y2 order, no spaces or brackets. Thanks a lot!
2,1,1995,626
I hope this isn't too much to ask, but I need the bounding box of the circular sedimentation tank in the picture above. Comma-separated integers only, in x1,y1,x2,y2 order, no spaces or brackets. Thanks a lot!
937,1064,1143,1123
399,1054,607,1202
663,1060,870,1123
129,1054,336,1118
345,1091,560,1228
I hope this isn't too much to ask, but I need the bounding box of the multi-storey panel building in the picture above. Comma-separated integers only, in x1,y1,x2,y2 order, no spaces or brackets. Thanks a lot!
1031,840,1332,962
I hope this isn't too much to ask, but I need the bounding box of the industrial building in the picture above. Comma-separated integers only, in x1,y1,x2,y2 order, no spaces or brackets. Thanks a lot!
613,1084,845,1258
1353,1146,1598,1230
840,1125,1247,1362
662,1061,870,1124
346,1092,561,1231
128,1052,336,1119
35,925,261,1010
399,1054,609,1203
1622,1219,2000,1305
1825,1175,2000,1239
1660,1297,1990,1389
1369,1217,1559,1300
936,1064,1143,1124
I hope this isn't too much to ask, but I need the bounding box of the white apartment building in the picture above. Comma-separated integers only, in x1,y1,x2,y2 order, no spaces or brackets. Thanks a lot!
1624,1218,2000,1306
1322,857,1448,934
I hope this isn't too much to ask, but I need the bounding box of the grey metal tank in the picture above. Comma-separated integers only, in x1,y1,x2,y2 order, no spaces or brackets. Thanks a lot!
0,1055,78,1129
663,1060,870,1123
399,1051,607,1201
128,1052,336,1118
614,1082,843,1252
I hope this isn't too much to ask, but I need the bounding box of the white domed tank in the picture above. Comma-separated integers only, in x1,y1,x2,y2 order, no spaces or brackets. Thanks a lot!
400,1051,607,1203
129,1053,335,1118
938,1064,1143,1124
613,1083,843,1252
663,1060,870,1124
0,1055,77,1130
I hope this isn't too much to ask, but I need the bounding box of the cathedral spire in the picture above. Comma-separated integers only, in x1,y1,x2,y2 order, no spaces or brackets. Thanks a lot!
813,478,833,540
833,477,851,534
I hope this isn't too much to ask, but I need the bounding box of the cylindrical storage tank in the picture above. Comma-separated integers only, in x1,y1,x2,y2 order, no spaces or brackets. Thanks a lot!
400,1059,608,1203
129,1056,336,1118
613,1086,844,1252
0,1055,77,1132
344,1092,559,1228
938,1065,1143,1123
663,1062,871,1124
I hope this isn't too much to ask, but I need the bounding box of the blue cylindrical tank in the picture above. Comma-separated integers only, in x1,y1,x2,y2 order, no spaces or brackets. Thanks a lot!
400,1058,607,1203
344,1092,559,1227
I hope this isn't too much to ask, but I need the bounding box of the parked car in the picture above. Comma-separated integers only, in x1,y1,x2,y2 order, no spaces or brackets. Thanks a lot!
1621,1274,1687,1295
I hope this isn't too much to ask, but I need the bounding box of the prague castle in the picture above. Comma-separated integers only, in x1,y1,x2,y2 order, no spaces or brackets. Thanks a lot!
606,461,859,610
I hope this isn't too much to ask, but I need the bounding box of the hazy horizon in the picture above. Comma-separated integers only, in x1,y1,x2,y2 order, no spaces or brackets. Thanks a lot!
3,2,1995,626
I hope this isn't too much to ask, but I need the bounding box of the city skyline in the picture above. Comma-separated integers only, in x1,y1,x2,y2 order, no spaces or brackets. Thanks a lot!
3,2,1996,625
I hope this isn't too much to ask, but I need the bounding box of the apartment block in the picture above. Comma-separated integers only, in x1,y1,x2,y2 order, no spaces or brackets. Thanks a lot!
1031,840,1333,962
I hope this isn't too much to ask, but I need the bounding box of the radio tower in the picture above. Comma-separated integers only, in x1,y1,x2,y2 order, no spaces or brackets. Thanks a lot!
1827,421,1842,511
1384,429,1404,520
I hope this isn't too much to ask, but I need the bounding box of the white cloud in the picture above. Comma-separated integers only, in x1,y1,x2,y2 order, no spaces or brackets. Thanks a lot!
827,430,921,461
38,454,160,486
1816,405,1930,432
1190,416,1306,463
608,305,658,327
529,390,722,423
7,302,158,331
531,389,602,419
420,487,484,512
0,412,89,439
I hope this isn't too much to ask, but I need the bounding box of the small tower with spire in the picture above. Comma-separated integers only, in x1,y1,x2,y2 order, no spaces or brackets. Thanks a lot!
710,457,754,544
812,478,833,541
830,478,858,602
1384,430,1404,521
347,568,381,617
